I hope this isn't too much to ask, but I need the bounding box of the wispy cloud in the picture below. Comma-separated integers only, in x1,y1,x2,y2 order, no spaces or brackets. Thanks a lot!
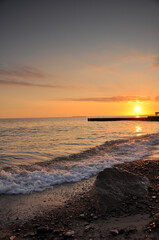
79,61,115,74
117,49,159,71
152,57,159,69
0,66,47,79
117,49,152,62
60,96,151,103
118,51,159,71
0,79,82,89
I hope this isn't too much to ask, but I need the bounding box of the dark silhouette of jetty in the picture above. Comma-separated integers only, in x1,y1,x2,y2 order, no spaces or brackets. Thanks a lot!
88,113,159,122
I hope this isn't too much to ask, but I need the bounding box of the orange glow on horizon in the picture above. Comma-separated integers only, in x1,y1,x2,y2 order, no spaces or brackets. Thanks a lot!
0,96,157,119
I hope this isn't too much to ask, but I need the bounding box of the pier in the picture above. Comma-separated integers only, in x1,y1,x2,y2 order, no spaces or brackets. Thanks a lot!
88,115,159,122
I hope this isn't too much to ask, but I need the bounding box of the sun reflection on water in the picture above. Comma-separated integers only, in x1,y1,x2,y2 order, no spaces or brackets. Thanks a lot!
136,126,142,136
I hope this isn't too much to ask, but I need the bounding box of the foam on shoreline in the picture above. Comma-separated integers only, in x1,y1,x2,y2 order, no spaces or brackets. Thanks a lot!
0,176,95,227
0,133,159,195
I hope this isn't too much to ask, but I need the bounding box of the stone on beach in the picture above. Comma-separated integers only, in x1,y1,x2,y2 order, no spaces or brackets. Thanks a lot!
95,167,149,212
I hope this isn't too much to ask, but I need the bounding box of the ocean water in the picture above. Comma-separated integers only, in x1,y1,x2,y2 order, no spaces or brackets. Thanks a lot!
0,117,159,195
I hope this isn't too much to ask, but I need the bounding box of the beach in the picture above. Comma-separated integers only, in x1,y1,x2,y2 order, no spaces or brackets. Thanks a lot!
1,0,159,238
0,118,159,239
0,158,159,240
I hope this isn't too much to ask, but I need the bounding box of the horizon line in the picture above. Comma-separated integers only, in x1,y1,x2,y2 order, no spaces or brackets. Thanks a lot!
0,114,153,120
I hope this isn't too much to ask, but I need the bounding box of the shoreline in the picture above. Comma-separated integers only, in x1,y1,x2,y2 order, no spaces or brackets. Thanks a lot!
0,158,159,239
0,176,96,228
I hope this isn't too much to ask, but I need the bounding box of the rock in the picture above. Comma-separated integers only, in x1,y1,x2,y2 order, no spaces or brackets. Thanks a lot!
65,230,75,237
79,213,85,219
152,196,157,199
53,229,63,235
95,167,149,212
132,196,137,200
153,213,159,227
110,229,119,235
23,232,36,237
119,229,125,234
10,236,16,240
85,225,93,231
37,227,50,234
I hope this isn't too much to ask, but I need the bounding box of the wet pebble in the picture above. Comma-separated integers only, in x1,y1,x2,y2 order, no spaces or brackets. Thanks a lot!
10,236,16,240
152,196,157,199
85,225,93,231
64,230,75,237
132,196,137,200
110,229,119,235
153,213,159,227
36,227,50,234
23,232,36,238
79,213,85,219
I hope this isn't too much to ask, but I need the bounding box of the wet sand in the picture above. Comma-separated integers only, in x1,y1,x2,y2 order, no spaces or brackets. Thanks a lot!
0,159,159,240
0,177,96,227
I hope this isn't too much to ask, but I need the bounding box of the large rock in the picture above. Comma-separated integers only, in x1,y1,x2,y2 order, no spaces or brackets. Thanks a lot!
95,167,149,212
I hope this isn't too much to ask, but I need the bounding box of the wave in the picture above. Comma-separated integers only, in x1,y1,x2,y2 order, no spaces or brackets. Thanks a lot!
0,133,159,195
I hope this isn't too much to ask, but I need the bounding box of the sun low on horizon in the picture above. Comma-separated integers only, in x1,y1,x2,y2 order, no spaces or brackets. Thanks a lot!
1,2,159,239
0,0,159,119
134,105,141,115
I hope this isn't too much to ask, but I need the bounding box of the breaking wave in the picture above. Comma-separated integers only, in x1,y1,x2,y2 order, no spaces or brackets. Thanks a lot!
0,133,159,195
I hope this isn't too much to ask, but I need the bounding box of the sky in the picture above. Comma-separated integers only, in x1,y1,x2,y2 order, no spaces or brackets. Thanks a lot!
0,0,159,118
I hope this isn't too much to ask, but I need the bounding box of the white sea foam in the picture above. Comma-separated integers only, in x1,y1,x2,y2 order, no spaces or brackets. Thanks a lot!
0,134,159,195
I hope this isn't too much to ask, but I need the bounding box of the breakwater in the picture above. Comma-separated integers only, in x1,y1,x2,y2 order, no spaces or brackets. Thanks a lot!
88,116,159,121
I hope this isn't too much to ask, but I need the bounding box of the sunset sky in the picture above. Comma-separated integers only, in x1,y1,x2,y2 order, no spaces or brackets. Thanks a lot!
0,0,159,118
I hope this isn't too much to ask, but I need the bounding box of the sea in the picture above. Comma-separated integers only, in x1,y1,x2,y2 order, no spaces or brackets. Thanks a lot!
0,116,159,195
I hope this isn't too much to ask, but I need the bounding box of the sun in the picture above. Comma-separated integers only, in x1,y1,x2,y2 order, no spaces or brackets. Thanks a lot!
134,106,141,114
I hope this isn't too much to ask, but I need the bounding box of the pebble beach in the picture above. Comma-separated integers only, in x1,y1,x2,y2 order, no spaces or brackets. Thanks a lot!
1,158,159,240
